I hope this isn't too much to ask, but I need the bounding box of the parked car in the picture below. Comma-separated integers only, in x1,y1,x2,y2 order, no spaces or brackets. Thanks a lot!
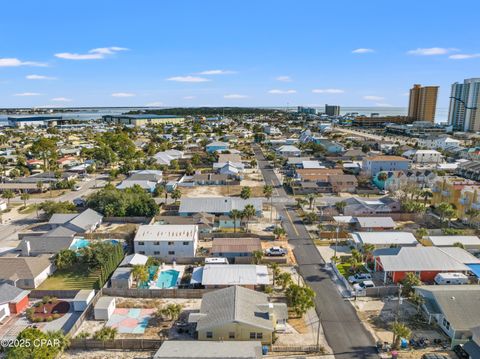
348,273,372,284
353,280,375,291
73,184,81,191
421,354,450,359
453,345,469,359
264,225,276,232
265,247,287,256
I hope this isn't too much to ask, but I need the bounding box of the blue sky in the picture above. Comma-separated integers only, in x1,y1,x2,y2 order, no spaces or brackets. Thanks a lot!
1,0,479,108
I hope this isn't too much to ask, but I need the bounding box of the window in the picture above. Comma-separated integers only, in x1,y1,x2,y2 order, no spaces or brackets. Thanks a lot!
168,241,174,245
206,331,213,339
154,251,160,255
249,332,256,339
153,241,160,245
256,333,263,339
443,318,450,330
139,251,145,255
168,251,175,255
183,241,189,245
138,241,145,245
228,332,235,339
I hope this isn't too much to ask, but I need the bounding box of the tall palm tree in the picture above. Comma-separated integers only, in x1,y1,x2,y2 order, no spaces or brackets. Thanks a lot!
420,188,433,206
263,185,274,222
229,209,242,233
2,189,14,206
20,192,30,207
306,193,316,210
242,204,256,232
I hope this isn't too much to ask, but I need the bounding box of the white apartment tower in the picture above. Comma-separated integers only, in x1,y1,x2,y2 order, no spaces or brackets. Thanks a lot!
448,78,480,132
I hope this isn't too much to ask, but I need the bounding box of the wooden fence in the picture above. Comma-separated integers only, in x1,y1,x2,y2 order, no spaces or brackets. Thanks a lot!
104,216,152,224
102,288,213,299
69,338,162,350
270,344,321,353
29,289,80,299
365,285,400,298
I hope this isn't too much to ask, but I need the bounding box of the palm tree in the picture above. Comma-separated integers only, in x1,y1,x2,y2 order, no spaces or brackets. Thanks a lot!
269,263,280,287
415,228,428,241
242,204,256,232
20,192,30,207
159,303,183,321
465,208,480,227
263,185,274,222
229,209,242,233
131,265,149,287
391,321,412,349
420,188,433,206
251,250,263,264
306,193,316,210
171,188,182,203
1,189,14,206
362,243,375,263
240,186,251,200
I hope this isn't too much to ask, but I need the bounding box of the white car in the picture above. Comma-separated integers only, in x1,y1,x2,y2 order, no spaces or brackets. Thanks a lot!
265,247,287,256
353,280,375,292
73,184,81,191
348,273,373,284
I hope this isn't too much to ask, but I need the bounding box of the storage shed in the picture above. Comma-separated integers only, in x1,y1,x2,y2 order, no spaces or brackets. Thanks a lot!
73,289,95,312
94,296,116,320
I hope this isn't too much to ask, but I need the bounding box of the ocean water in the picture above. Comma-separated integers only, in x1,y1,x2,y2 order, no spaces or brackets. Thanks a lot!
0,106,449,124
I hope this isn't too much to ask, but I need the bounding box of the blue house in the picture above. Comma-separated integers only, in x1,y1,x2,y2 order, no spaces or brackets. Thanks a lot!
206,141,229,153
314,138,345,154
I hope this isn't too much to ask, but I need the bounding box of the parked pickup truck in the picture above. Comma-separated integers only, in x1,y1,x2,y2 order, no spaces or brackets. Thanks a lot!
265,247,287,256
353,280,375,292
348,273,372,284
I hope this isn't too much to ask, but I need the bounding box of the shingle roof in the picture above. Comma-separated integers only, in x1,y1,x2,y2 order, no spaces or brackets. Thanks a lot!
416,285,480,331
194,286,274,331
355,217,396,228
0,283,29,305
195,264,270,286
212,238,262,254
67,208,103,232
179,197,262,214
0,257,51,281
351,231,417,246
428,236,480,247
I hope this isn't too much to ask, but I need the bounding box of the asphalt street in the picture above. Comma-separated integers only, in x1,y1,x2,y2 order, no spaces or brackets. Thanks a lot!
253,144,378,359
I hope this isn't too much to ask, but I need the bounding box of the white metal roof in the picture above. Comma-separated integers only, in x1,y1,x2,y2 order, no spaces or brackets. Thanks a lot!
134,224,198,242
351,231,417,246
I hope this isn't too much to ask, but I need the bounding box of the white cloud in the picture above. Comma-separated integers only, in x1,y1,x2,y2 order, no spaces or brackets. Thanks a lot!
407,47,456,56
197,69,235,75
166,76,210,83
146,101,164,106
268,89,297,94
352,48,375,54
449,53,480,60
312,88,344,94
14,92,41,96
224,94,248,99
183,96,196,100
26,74,56,80
51,97,72,102
55,47,128,60
276,75,292,82
111,92,136,97
0,58,47,67
374,103,393,107
363,95,385,101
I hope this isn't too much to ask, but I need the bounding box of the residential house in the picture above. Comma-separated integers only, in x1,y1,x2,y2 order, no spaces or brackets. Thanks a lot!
48,208,103,233
188,286,287,344
211,238,262,261
373,246,480,284
19,226,77,256
276,145,301,157
190,264,270,289
218,215,241,229
417,135,461,150
154,150,184,166
342,196,401,216
456,161,480,181
0,283,30,322
156,214,214,234
179,197,263,217
134,224,198,260
110,267,133,289
0,257,54,289
362,155,410,175
153,341,263,359
463,325,480,358
206,141,229,153
425,236,480,251
402,149,442,164
415,285,480,347
328,174,358,193
350,231,417,249
295,168,344,182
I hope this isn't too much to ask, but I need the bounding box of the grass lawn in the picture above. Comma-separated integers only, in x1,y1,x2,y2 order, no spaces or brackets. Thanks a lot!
37,264,101,290
336,262,368,277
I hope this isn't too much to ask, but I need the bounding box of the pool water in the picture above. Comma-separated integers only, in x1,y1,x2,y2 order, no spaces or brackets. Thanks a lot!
70,238,90,250
139,266,180,289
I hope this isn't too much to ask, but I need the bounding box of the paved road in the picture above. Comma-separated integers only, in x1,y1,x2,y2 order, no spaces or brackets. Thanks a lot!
253,145,377,359
0,175,106,243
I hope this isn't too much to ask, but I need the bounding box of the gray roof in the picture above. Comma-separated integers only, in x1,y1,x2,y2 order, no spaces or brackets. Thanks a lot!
20,229,76,255
428,236,480,247
111,267,132,281
67,208,103,232
95,296,115,310
0,257,52,282
376,246,480,272
0,283,29,305
416,285,480,331
179,197,262,214
120,253,149,267
193,264,270,286
193,286,279,332
154,340,262,359
356,217,396,228
49,213,77,225
351,232,417,246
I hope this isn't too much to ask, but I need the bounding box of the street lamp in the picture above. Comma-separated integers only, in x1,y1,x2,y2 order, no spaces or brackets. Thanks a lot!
334,225,340,258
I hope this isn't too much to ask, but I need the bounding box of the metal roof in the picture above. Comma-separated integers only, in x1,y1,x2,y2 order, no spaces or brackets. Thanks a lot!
154,340,262,359
179,197,262,214
351,231,417,246
198,264,269,286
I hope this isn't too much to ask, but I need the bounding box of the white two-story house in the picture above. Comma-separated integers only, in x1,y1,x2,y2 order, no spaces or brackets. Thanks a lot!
134,224,198,260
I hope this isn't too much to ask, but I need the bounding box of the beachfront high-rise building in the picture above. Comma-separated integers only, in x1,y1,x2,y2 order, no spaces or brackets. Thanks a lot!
408,84,438,122
448,78,480,132
325,104,340,117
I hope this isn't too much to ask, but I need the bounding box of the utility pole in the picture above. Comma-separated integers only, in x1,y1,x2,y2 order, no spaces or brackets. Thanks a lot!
316,313,322,352
334,225,339,258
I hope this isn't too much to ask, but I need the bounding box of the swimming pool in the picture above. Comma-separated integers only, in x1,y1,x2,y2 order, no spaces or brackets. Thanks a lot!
69,238,120,251
139,266,180,289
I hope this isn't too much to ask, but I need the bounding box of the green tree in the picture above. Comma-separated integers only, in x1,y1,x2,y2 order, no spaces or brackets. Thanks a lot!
54,249,77,270
420,188,433,206
31,137,58,171
306,193,316,210
131,264,149,286
273,226,286,239
20,192,30,207
171,188,182,203
285,284,316,317
269,263,280,286
415,228,428,240
391,321,412,349
263,185,274,222
93,327,117,341
400,272,422,297
229,209,242,233
242,204,256,231
251,250,263,264
2,189,14,205
6,328,69,359
276,272,293,290
159,303,183,321
453,241,465,249
39,201,76,218
334,201,347,214
437,202,456,227
240,186,251,200
303,212,317,224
